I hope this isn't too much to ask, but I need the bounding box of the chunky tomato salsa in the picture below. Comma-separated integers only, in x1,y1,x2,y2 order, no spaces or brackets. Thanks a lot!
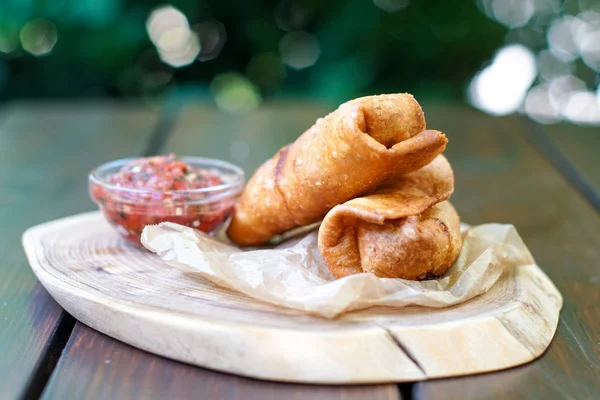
107,154,223,191
90,154,237,245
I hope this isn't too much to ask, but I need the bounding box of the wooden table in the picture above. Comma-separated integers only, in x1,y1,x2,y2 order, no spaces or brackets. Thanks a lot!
1,100,598,400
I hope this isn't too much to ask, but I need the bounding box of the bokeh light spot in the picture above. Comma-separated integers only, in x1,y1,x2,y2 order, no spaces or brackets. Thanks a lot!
548,74,586,115
146,5,200,68
20,19,58,56
275,0,313,31
538,50,572,81
524,84,560,123
147,6,188,44
143,71,173,89
563,90,600,124
478,0,560,23
547,16,582,62
579,30,600,71
373,0,410,13
194,20,227,62
468,44,537,115
533,0,561,16
246,52,286,91
492,0,534,28
158,33,200,68
476,0,495,19
279,31,321,70
156,26,191,53
0,25,20,54
0,60,7,89
211,73,262,114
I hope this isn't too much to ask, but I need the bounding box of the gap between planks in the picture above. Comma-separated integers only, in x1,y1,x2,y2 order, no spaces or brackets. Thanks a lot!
517,116,600,214
142,102,180,156
24,103,180,400
21,313,76,400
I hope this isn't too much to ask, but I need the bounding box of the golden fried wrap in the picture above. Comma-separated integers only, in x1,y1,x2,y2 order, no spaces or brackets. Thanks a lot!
228,93,447,245
318,156,462,280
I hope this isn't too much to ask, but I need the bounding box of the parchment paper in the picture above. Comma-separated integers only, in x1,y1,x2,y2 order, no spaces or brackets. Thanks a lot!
141,222,535,318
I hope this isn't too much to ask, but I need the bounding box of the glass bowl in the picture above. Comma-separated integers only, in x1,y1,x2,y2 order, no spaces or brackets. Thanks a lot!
89,156,245,245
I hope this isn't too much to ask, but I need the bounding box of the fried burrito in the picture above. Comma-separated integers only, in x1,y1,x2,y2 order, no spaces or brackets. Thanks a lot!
228,93,448,245
318,155,462,280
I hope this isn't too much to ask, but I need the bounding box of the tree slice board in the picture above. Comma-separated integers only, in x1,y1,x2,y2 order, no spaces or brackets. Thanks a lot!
22,212,563,384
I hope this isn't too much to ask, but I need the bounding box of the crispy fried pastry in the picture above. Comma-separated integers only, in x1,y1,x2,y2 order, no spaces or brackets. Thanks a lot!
228,94,448,245
318,156,462,280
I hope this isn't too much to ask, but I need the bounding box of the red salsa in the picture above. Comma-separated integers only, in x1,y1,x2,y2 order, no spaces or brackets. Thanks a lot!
90,154,237,245
107,154,223,191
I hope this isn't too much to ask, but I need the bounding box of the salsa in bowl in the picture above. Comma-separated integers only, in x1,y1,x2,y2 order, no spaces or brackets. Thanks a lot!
89,154,245,245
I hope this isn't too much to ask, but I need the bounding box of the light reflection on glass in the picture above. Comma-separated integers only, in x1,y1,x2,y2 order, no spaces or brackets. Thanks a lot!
20,19,58,56
211,73,262,114
279,31,321,70
468,45,537,115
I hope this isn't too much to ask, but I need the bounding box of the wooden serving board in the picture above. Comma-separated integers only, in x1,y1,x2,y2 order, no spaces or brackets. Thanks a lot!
22,212,562,384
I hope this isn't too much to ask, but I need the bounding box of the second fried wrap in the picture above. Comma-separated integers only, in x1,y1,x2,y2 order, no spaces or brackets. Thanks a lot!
318,155,462,280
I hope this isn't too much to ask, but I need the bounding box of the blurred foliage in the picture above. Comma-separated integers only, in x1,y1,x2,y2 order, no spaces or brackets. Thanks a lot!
0,0,507,104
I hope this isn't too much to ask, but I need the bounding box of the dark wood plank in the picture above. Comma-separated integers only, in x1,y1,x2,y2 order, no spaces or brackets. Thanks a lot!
42,324,399,400
42,100,401,400
0,102,158,400
542,122,600,188
414,106,600,399
164,99,330,174
533,121,600,207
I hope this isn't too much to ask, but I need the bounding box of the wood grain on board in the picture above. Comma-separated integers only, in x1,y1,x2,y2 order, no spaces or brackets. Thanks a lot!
413,105,600,399
23,211,560,385
0,102,158,399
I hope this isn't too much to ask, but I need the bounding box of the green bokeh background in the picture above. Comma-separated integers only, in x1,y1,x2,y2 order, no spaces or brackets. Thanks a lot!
4,0,593,109
0,0,511,104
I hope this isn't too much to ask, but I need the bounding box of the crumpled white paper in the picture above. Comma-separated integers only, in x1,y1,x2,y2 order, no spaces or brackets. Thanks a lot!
141,222,535,318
